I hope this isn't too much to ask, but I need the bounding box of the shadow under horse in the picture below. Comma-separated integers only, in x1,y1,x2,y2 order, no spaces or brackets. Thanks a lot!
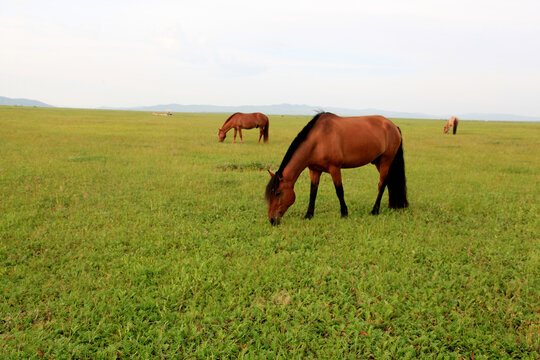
218,112,269,143
265,112,408,225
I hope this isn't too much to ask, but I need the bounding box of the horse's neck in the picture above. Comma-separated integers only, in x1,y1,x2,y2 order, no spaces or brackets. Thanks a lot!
281,143,312,185
221,119,235,132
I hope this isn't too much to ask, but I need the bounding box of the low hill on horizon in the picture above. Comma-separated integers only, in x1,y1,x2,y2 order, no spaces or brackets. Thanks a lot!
0,96,53,107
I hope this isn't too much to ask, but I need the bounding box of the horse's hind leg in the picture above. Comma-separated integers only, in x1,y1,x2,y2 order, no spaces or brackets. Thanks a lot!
329,167,348,217
371,158,390,215
305,169,321,219
258,129,263,144
233,128,238,143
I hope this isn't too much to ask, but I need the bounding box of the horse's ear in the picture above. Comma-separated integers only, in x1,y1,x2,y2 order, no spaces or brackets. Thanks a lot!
267,169,275,177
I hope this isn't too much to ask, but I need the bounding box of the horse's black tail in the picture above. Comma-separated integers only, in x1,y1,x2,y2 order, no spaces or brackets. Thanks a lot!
387,129,408,209
453,119,458,134
263,120,269,143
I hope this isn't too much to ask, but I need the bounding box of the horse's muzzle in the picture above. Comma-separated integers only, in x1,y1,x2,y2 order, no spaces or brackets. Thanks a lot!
269,217,281,225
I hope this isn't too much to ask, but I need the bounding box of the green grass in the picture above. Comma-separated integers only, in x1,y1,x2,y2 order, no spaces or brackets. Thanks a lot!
0,106,538,359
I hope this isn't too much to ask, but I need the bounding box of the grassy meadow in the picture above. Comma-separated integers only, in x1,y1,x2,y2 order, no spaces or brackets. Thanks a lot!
0,106,538,359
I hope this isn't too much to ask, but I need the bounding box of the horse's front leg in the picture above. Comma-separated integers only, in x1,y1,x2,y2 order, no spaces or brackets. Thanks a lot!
305,168,321,219
329,167,348,217
238,129,244,143
233,128,237,143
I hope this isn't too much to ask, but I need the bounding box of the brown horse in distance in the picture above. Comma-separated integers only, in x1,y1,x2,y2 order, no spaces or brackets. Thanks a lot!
218,112,269,143
265,112,408,225
444,116,459,134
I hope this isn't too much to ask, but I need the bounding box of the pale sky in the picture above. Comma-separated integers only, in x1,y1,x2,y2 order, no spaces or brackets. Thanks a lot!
1,0,539,116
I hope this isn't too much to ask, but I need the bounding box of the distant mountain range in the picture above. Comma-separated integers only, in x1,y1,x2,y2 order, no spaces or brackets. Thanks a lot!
0,96,53,107
2,96,539,121
102,103,540,122
108,103,441,119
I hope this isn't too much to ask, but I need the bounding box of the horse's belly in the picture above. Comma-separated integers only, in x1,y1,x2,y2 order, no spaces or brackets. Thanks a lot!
341,142,384,168
310,150,378,170
341,158,374,168
308,140,382,170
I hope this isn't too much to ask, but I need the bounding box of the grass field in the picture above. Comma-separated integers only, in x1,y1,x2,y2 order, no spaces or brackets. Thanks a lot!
1,106,538,359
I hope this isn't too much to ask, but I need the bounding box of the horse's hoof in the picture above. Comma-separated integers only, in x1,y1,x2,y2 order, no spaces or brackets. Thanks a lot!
305,213,313,219
370,210,379,215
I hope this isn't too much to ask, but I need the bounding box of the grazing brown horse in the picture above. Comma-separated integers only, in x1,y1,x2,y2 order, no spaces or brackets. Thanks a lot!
443,116,459,134
265,112,408,225
218,112,269,143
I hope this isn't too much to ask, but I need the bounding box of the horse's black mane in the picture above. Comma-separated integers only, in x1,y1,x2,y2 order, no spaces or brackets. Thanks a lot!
265,112,333,201
278,112,332,174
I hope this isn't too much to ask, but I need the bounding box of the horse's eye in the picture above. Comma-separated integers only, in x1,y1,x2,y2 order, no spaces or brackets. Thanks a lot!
276,192,282,197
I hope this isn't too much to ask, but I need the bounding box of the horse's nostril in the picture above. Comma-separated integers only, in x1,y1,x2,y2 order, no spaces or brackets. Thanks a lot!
270,218,275,225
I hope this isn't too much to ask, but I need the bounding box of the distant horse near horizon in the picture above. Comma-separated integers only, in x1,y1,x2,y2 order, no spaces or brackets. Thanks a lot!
265,112,408,225
444,116,459,134
152,112,172,116
218,112,269,143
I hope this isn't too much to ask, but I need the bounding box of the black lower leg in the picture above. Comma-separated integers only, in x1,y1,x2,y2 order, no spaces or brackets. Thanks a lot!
305,182,318,219
371,183,387,215
334,183,348,217
371,192,383,215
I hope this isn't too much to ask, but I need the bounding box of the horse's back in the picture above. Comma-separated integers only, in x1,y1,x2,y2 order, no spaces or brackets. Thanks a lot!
318,114,399,145
237,112,268,128
310,114,401,168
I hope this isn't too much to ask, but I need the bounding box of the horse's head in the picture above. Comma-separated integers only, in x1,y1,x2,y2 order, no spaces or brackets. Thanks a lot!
265,170,295,225
218,128,226,142
443,124,449,134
